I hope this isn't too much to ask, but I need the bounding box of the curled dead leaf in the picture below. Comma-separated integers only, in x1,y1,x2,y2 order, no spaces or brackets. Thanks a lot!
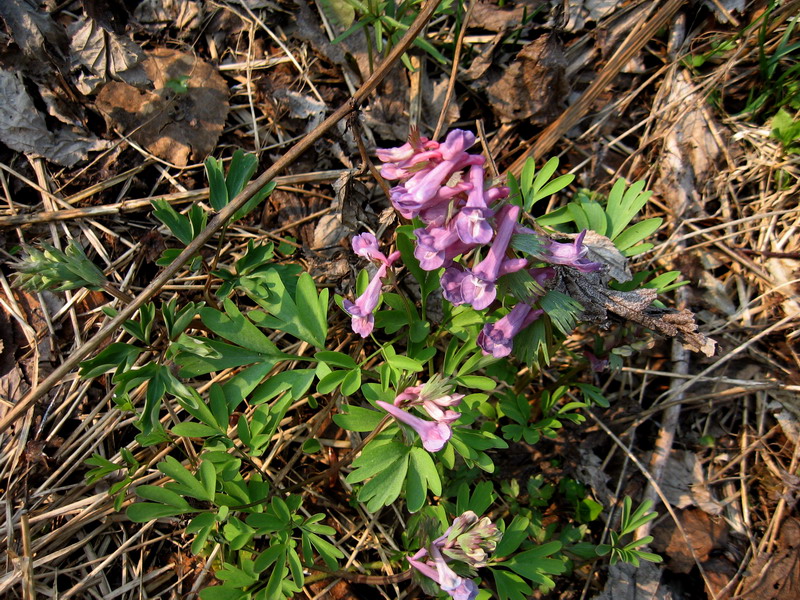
559,268,716,356
0,68,110,166
69,17,148,92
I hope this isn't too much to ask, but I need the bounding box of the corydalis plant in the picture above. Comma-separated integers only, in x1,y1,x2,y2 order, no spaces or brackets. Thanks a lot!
408,511,502,600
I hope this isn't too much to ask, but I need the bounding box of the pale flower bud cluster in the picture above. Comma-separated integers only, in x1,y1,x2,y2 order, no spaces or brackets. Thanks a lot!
407,511,502,600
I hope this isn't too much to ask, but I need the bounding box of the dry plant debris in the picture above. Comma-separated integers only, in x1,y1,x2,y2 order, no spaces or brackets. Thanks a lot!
0,1,798,600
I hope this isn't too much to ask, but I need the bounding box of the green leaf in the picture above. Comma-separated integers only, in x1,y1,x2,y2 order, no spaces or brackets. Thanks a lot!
205,156,228,211
495,515,530,557
135,485,192,509
226,150,259,199
333,404,385,432
201,299,281,354
455,375,496,391
346,441,407,483
520,158,536,198
151,199,193,245
172,422,220,438
216,562,258,588
79,343,142,378
251,369,315,405
340,368,362,396
406,446,441,512
317,369,348,394
315,351,357,369
492,569,532,600
127,502,191,522
199,460,217,502
199,584,248,600
173,338,283,377
504,542,566,587
539,290,583,336
612,217,662,251
319,0,356,28
158,456,213,501
304,531,344,569
357,449,409,511
533,173,574,202
249,270,328,348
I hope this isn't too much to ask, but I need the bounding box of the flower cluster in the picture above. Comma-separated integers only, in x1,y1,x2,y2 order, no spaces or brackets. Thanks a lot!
376,377,464,452
372,129,603,358
408,511,502,600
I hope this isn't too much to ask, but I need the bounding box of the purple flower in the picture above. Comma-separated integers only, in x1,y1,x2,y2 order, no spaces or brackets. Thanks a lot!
352,232,383,262
538,230,603,273
414,223,475,271
454,165,495,245
392,154,483,221
377,136,441,181
376,400,452,452
478,303,544,358
437,129,477,160
461,205,525,310
408,552,478,600
351,232,400,267
441,265,469,305
343,264,388,338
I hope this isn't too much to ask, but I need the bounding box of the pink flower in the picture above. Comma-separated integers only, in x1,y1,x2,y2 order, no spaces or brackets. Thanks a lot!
407,552,478,600
453,164,494,245
461,205,526,310
394,380,464,424
343,264,387,338
538,230,602,273
413,222,475,271
376,400,452,452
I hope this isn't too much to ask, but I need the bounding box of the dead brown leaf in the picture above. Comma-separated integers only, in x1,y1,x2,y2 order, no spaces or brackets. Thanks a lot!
95,48,229,166
471,0,533,32
660,450,724,515
582,230,632,283
740,518,800,600
651,508,728,574
654,71,722,218
485,34,568,125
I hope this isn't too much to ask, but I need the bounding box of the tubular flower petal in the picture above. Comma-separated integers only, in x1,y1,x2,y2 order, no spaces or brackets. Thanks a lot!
454,164,494,245
477,303,544,358
538,229,603,273
441,265,469,305
376,401,452,452
460,205,524,310
407,554,479,600
414,223,475,271
343,264,388,338
351,232,385,263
